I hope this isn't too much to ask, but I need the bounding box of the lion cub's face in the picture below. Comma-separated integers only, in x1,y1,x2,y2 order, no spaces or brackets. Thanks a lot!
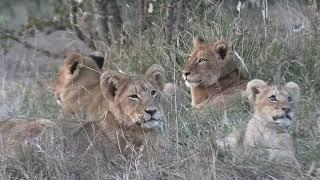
54,52,104,113
183,37,235,88
100,71,165,132
246,79,300,129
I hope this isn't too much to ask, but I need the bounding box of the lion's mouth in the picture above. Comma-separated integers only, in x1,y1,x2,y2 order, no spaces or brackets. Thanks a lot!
55,96,62,105
272,114,293,129
183,74,203,88
185,77,201,83
136,118,165,132
272,115,292,121
136,118,163,125
184,78,202,88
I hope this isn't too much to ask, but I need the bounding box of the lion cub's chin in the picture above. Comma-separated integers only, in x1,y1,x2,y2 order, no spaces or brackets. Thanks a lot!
141,119,165,133
142,112,165,132
132,111,165,132
185,81,200,88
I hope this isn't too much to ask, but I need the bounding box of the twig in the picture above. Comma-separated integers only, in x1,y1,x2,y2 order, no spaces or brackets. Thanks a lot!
0,29,60,58
262,0,268,39
69,0,96,50
164,0,176,45
234,50,250,76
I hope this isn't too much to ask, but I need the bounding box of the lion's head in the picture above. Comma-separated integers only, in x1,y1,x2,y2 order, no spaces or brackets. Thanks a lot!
145,64,166,92
53,52,104,113
183,36,236,88
100,70,165,132
246,79,300,129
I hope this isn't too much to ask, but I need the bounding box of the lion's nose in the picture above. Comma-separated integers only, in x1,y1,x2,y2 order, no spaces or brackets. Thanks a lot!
145,108,157,116
183,71,191,77
282,108,291,113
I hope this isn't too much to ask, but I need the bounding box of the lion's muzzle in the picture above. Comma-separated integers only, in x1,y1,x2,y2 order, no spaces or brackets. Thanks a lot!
272,111,294,129
136,111,165,133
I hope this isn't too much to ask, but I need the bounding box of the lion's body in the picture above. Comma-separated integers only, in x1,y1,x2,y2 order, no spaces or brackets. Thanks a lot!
68,73,164,160
189,70,247,109
0,117,55,156
183,37,248,109
221,79,300,163
242,114,296,161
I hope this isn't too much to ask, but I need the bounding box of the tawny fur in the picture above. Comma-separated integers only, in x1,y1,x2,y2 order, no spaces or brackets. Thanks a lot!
74,72,165,160
53,52,104,118
0,117,55,156
183,37,248,109
221,79,300,163
54,55,175,119
54,54,166,160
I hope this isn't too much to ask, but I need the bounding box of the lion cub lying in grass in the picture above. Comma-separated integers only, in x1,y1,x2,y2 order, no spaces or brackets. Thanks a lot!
183,37,248,109
221,79,300,163
54,52,167,160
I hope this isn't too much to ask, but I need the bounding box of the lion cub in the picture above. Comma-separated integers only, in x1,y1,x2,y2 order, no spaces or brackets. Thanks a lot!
145,64,185,109
67,70,166,161
183,37,248,109
221,79,300,163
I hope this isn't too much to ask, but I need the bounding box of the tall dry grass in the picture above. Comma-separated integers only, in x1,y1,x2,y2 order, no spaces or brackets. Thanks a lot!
0,1,319,179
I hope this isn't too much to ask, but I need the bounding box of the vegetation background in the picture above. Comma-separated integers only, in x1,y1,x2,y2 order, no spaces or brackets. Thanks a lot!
0,0,319,179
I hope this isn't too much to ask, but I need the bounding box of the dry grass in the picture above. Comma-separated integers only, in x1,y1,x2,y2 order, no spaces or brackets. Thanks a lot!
0,1,320,179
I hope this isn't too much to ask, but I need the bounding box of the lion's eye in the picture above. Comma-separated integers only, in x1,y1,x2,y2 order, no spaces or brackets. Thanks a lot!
288,96,293,103
268,95,277,102
129,95,139,99
151,90,156,97
198,58,207,64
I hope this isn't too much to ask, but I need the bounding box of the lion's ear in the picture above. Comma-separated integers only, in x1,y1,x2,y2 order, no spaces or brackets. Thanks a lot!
285,82,300,101
145,64,165,91
64,53,83,79
89,51,104,69
212,39,229,60
246,79,268,104
63,48,80,59
193,35,205,48
100,70,124,100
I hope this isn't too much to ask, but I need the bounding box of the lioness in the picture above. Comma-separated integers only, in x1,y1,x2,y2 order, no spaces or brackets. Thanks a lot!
221,79,300,163
183,37,248,109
